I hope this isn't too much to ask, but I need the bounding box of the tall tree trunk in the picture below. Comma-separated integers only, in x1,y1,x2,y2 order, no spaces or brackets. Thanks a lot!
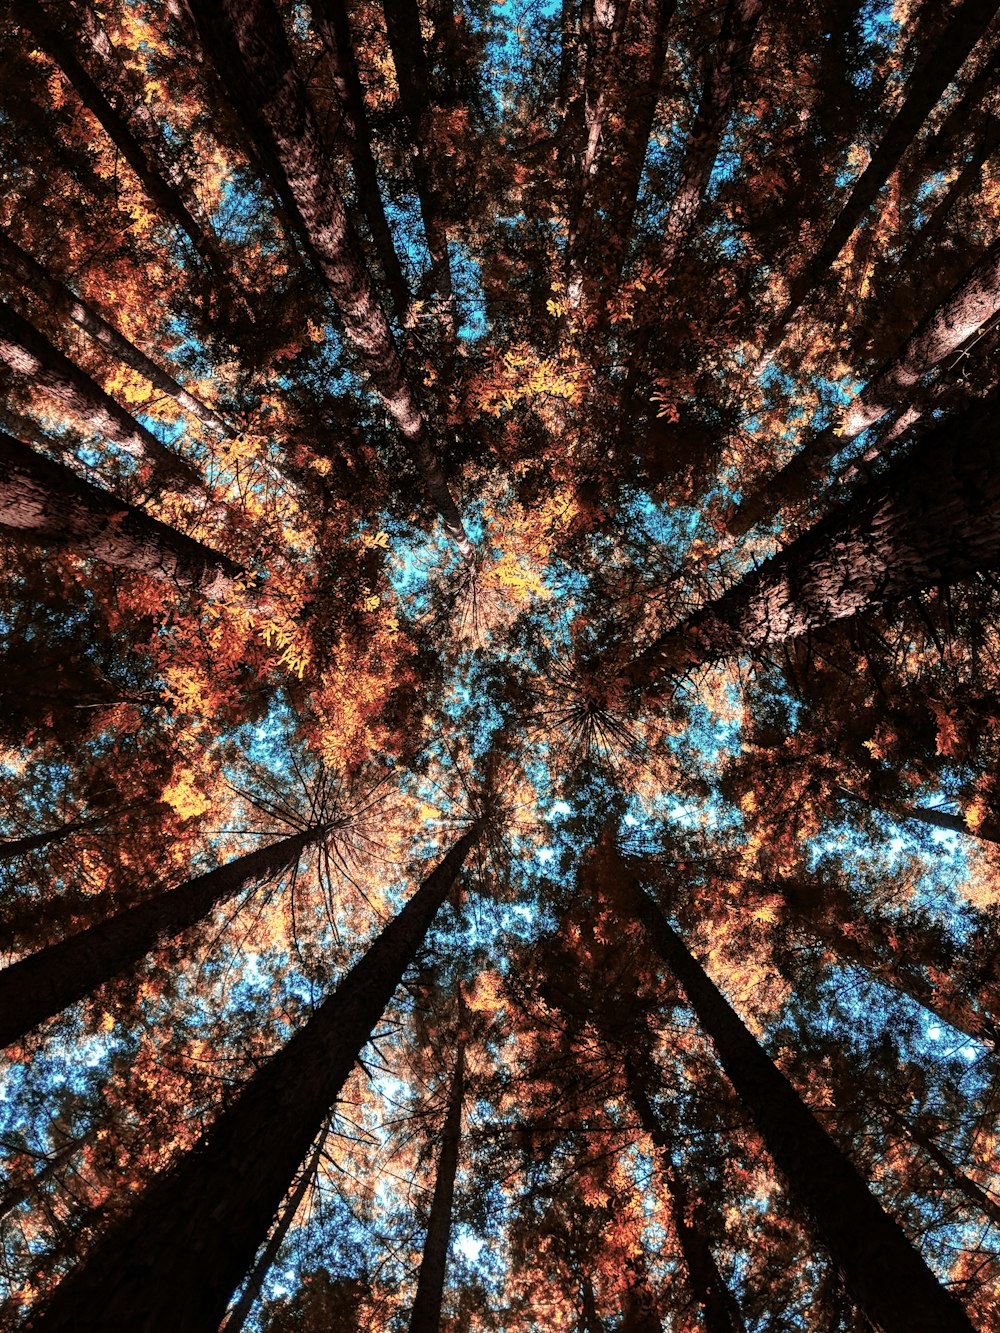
10,0,233,286
0,824,325,1050
186,0,471,556
835,782,1000,846
0,301,197,488
886,1108,1000,1232
729,234,1000,539
0,231,229,434
220,1123,329,1333
311,0,411,319
623,390,1000,689
0,433,249,601
625,1061,744,1332
580,1271,604,1333
625,877,976,1332
659,0,763,268
408,1036,466,1333
761,0,998,355
0,800,152,866
32,828,478,1332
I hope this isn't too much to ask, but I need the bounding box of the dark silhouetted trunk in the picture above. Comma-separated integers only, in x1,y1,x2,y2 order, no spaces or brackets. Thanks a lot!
187,0,471,556
887,1109,1000,1231
0,434,247,600
0,301,197,488
623,391,1000,689
0,825,324,1050
32,829,478,1332
408,1038,465,1333
0,231,228,433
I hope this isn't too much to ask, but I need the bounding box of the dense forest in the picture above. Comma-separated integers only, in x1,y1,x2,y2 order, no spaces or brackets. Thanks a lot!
2,0,1000,1328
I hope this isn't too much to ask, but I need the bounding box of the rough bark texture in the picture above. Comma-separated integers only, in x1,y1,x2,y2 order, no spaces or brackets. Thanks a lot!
311,0,411,318
625,1062,744,1332
627,878,977,1332
624,392,1000,688
0,826,324,1051
187,0,471,555
763,0,999,353
0,301,197,486
731,235,1000,538
0,433,246,598
0,231,228,432
31,828,478,1333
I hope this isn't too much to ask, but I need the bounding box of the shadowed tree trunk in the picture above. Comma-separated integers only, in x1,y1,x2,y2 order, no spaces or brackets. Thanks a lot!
625,876,977,1332
408,1035,466,1333
0,301,198,488
0,231,229,433
31,827,478,1332
884,1106,1000,1232
623,391,1000,689
0,800,153,866
0,824,325,1050
762,0,999,355
187,0,471,556
625,1061,744,1332
0,434,249,601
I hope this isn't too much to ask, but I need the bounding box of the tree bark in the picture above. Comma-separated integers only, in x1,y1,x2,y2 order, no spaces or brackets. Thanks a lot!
408,1037,465,1333
0,231,229,433
32,828,478,1332
887,1108,1000,1232
625,1061,744,1332
0,825,325,1050
625,877,976,1332
623,391,1000,688
311,0,411,319
730,234,1000,539
762,0,999,355
0,301,198,488
186,0,472,556
220,1124,329,1333
0,433,248,600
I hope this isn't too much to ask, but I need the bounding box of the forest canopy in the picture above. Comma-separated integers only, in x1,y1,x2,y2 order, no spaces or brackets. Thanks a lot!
2,0,1000,1328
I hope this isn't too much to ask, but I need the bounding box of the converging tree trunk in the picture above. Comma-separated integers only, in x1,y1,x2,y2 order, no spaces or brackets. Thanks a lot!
0,824,325,1050
409,1036,466,1333
625,876,976,1332
31,828,478,1332
187,0,472,556
623,391,1000,689
0,434,248,601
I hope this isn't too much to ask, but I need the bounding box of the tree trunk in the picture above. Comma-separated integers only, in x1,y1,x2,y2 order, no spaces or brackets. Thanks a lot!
888,1109,1000,1232
186,0,471,556
835,782,1000,846
762,0,998,355
408,1037,465,1333
10,0,232,285
32,828,478,1332
220,1124,329,1333
0,231,229,434
625,1062,744,1333
659,0,763,267
311,0,411,319
625,877,976,1332
729,234,1000,539
0,800,152,865
0,433,249,601
623,390,1000,688
0,825,325,1050
0,301,197,489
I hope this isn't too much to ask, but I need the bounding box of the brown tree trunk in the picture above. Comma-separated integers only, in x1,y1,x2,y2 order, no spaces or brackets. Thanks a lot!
186,0,471,556
0,231,229,434
32,828,478,1332
623,390,1000,689
0,825,325,1050
762,0,998,355
625,1062,744,1331
887,1109,1000,1232
0,433,248,601
0,301,197,488
730,234,1000,539
835,782,1000,846
220,1124,329,1333
311,0,411,319
408,1037,465,1333
625,877,976,1332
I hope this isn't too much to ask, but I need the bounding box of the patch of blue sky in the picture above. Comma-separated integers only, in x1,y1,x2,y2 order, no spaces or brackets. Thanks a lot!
383,193,429,286
451,242,489,342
